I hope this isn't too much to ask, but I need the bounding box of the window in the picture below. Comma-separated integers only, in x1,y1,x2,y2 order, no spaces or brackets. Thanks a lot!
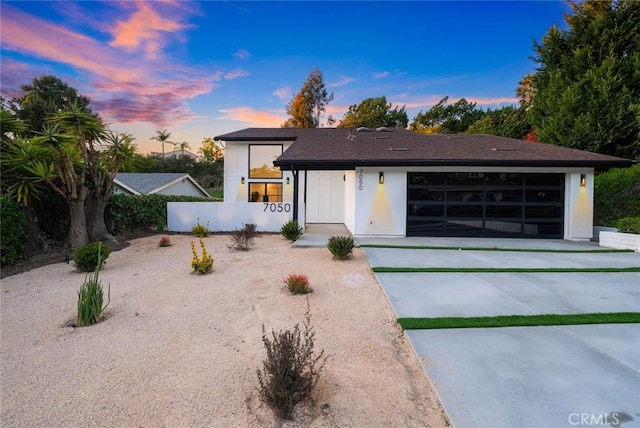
249,145,282,178
249,183,283,203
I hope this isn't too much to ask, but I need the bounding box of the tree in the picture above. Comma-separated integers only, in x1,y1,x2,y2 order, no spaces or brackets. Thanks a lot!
466,105,532,140
282,68,333,128
530,0,640,159
199,137,224,162
177,141,190,157
10,75,94,137
5,76,137,248
151,129,173,162
337,96,408,129
85,131,137,241
410,96,486,134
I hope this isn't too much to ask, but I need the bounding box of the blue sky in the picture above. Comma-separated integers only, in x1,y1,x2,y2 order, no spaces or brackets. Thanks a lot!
0,1,570,154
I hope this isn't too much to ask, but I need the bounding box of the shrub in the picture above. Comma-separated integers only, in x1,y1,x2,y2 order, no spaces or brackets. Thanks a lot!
327,235,355,260
285,273,312,295
158,236,172,247
76,245,110,326
191,238,213,274
228,223,258,251
0,196,29,266
191,218,210,238
281,220,303,241
106,193,211,234
615,217,640,235
73,242,111,272
594,165,640,226
257,304,327,420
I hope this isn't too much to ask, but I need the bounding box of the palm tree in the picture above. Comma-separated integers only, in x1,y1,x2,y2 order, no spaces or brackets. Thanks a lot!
178,141,190,157
151,129,172,162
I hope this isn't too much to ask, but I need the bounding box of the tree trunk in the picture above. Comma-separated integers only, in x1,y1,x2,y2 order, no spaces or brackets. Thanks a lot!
68,199,89,249
21,205,46,257
86,196,113,242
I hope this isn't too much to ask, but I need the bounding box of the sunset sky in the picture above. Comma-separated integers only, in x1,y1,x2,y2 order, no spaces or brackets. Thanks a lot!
0,1,569,154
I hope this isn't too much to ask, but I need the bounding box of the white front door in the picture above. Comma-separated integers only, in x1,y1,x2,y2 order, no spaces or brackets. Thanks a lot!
306,171,345,223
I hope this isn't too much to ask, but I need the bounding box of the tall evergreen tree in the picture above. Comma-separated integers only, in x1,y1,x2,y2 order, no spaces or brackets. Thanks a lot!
530,0,640,159
282,68,333,128
410,96,486,134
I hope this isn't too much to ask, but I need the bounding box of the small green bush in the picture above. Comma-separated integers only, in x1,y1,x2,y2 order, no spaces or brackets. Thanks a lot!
615,217,640,235
285,273,312,295
281,220,303,241
327,235,355,260
0,196,29,266
228,223,258,251
77,246,110,326
257,304,327,420
191,218,210,238
73,242,111,272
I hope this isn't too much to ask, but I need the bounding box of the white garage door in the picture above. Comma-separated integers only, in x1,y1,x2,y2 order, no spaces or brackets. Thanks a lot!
306,171,345,223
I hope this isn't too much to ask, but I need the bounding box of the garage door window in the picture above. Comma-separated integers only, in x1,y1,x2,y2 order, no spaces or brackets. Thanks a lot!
407,172,564,238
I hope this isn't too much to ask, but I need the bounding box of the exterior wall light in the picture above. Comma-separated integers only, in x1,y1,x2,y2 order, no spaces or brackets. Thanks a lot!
241,177,245,185
379,171,384,184
286,177,290,185
580,174,586,187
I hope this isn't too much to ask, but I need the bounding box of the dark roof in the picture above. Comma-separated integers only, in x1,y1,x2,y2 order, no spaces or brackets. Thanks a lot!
215,128,635,170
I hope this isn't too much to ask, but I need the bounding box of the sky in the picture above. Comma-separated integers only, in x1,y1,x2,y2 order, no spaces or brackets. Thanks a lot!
0,1,570,154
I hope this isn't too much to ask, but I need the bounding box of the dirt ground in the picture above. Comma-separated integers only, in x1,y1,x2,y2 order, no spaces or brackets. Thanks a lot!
0,233,449,427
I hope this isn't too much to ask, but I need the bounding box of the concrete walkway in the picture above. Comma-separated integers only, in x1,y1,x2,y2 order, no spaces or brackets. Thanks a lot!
359,238,640,428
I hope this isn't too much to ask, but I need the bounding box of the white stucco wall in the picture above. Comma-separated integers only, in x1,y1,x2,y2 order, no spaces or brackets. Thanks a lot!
564,170,594,240
223,140,294,203
167,202,292,233
352,167,406,237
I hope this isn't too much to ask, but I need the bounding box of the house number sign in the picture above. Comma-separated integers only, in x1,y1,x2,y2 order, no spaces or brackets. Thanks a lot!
358,169,364,191
263,202,291,213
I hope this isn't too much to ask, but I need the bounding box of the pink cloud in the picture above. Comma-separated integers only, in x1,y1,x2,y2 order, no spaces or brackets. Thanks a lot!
224,69,250,80
218,107,286,127
0,3,231,128
109,1,186,59
273,87,292,101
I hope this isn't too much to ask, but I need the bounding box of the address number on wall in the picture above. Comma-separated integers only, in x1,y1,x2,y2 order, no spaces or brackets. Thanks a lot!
263,202,291,213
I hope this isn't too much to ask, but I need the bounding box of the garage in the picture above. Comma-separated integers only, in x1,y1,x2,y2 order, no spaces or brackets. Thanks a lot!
407,172,564,238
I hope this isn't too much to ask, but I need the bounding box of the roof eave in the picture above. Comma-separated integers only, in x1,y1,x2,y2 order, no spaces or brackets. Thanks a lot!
273,159,636,171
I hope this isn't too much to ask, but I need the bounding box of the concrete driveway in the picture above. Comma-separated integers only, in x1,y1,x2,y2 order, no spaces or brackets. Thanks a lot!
359,238,640,428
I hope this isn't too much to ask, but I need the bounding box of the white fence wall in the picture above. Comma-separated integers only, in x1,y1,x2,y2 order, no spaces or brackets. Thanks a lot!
168,202,293,233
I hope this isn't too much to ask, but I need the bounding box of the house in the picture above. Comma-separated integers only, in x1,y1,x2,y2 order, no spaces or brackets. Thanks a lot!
149,149,199,160
214,127,634,240
113,173,210,198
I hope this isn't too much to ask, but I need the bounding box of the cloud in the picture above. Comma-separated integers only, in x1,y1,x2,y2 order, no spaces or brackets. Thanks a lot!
273,87,292,101
233,49,251,60
108,1,186,59
372,71,390,79
224,69,249,80
0,2,228,127
328,76,356,87
218,107,286,127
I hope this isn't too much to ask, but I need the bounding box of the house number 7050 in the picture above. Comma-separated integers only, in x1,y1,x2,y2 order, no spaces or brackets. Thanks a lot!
263,202,291,213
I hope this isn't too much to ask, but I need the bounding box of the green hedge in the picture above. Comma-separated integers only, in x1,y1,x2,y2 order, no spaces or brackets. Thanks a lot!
0,196,29,266
107,194,213,234
594,165,640,226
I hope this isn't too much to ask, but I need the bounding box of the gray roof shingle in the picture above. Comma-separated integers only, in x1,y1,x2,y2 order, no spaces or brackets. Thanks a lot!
215,128,634,170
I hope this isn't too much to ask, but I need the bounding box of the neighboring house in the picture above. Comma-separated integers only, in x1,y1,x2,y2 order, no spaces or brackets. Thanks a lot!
113,173,210,198
149,149,199,160
215,127,634,240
